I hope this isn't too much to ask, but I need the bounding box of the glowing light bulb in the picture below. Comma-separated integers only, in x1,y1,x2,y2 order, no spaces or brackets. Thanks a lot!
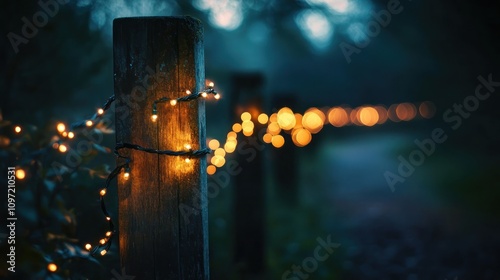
170,99,177,106
58,144,68,153
214,93,221,100
85,244,92,250
62,132,68,137
241,112,251,122
68,132,75,139
106,216,111,221
100,250,107,256
106,231,112,237
201,92,208,98
123,172,130,180
100,189,106,196
271,135,285,148
151,114,158,122
86,120,93,127
232,123,242,133
16,169,26,180
207,165,216,175
99,239,106,245
185,158,191,163
186,90,192,95
57,123,66,133
214,148,226,157
14,126,22,133
208,139,220,150
47,263,57,272
97,108,104,115
184,144,192,150
258,113,269,124
209,82,215,87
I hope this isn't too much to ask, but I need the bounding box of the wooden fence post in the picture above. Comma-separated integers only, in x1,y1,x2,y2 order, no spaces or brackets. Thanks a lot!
113,17,209,279
229,73,266,278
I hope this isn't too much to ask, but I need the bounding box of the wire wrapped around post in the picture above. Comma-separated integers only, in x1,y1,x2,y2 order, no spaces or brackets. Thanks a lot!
86,85,218,256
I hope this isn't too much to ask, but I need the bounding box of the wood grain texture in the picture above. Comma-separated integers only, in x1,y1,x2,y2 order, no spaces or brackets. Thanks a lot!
113,17,208,280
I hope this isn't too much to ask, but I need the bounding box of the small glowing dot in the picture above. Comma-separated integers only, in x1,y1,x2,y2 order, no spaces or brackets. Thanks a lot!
151,114,158,122
86,120,93,127
243,130,253,136
232,123,242,133
211,155,226,168
170,99,177,106
123,172,130,180
14,126,22,133
258,113,269,124
263,133,273,144
16,169,26,180
271,135,285,148
184,144,192,150
100,250,107,256
224,141,237,153
97,108,104,115
185,158,191,163
214,148,226,157
208,139,220,150
106,216,111,221
214,93,221,100
106,231,112,237
201,92,208,98
186,90,191,95
85,244,92,250
241,112,252,122
227,131,237,139
99,239,106,245
209,82,215,87
47,263,57,272
68,132,75,139
52,143,59,149
207,165,216,175
100,189,106,196
58,144,68,153
62,132,68,137
57,123,66,133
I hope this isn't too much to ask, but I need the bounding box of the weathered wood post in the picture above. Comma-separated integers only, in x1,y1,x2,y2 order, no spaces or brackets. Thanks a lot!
113,17,209,279
271,95,298,203
229,73,266,278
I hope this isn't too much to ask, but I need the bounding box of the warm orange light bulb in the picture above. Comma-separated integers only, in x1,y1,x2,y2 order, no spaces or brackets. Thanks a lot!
15,169,26,180
57,123,66,133
47,263,57,272
58,144,68,153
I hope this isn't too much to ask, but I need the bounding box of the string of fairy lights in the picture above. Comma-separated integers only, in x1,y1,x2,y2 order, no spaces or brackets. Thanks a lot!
7,83,220,274
7,79,435,274
204,101,436,175
86,83,219,257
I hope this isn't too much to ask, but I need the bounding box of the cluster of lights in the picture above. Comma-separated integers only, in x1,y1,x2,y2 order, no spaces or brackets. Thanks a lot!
206,101,435,175
8,84,219,272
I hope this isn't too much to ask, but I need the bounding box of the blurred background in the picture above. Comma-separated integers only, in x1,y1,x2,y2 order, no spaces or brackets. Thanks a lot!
1,0,499,279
